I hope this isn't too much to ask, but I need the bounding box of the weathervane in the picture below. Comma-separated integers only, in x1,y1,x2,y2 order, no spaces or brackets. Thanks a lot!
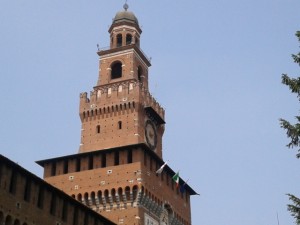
124,0,129,11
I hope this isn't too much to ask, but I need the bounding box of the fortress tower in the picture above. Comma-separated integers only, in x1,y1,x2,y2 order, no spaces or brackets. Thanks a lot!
37,5,197,225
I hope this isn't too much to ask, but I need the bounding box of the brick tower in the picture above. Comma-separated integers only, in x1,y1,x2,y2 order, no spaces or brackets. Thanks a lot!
37,4,197,225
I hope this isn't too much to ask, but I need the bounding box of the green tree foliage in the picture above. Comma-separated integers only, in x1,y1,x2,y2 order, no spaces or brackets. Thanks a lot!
280,31,300,224
280,31,300,157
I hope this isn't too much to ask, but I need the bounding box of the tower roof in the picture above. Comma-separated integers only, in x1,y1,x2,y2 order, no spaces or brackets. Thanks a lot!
112,3,139,25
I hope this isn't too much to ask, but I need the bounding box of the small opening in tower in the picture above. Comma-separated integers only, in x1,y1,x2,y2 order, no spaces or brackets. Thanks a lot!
117,34,122,47
111,61,122,79
126,34,132,45
118,121,122,129
96,125,100,134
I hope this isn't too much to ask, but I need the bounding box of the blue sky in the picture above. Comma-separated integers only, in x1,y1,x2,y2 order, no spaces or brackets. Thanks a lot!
1,1,300,225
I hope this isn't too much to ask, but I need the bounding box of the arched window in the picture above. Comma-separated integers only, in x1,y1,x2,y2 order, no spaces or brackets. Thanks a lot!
117,34,122,47
138,66,143,82
111,61,122,79
126,34,132,45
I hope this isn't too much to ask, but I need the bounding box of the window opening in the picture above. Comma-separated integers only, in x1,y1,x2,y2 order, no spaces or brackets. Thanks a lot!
118,121,122,129
9,170,17,194
76,158,81,172
51,162,56,176
37,187,44,209
63,160,68,174
88,155,93,170
117,34,122,47
23,178,31,202
111,62,122,79
127,149,132,164
114,151,119,166
62,200,68,222
126,34,132,45
50,193,56,215
96,125,101,134
101,153,106,168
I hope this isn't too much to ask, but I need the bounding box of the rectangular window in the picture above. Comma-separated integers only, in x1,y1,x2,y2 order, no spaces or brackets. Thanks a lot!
114,151,119,166
76,158,81,172
73,207,78,225
127,149,132,164
63,160,68,174
50,193,56,215
23,178,31,202
9,169,17,194
101,153,106,168
62,200,68,222
96,125,100,134
118,121,122,129
37,186,44,209
51,162,56,176
88,155,93,170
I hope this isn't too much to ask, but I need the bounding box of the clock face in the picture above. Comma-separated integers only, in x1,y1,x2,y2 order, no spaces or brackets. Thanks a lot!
145,120,157,150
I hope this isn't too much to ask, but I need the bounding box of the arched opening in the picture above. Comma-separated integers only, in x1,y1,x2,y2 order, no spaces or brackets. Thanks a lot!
125,186,130,201
126,34,132,45
111,61,122,79
0,211,4,225
77,193,82,202
132,185,138,201
84,192,89,205
5,215,13,225
138,66,143,82
91,192,96,206
14,219,21,225
111,188,116,203
117,34,122,47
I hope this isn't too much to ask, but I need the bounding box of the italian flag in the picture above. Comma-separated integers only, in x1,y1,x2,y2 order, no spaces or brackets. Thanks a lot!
172,171,180,188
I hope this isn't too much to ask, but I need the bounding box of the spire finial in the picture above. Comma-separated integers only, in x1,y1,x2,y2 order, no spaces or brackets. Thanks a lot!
123,0,129,11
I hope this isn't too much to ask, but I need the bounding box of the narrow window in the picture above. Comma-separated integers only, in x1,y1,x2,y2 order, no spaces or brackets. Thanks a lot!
51,162,56,176
73,207,79,225
9,170,17,194
111,62,122,79
62,200,68,222
101,153,106,168
114,151,119,166
118,121,122,129
63,160,68,174
96,125,101,134
76,158,81,172
37,186,44,209
117,34,122,47
84,212,89,225
50,193,56,215
23,178,31,202
126,34,132,45
127,149,132,164
88,155,93,170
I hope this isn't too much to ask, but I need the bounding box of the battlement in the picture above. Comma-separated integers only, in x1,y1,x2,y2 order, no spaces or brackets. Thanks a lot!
141,87,165,122
79,80,165,122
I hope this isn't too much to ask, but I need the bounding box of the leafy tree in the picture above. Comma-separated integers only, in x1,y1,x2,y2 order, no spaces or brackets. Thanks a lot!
280,31,300,224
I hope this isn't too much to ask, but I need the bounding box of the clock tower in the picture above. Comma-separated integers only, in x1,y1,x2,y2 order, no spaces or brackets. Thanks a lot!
37,4,197,225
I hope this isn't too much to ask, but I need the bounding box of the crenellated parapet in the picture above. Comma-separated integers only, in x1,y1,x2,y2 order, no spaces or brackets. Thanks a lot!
141,87,165,123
